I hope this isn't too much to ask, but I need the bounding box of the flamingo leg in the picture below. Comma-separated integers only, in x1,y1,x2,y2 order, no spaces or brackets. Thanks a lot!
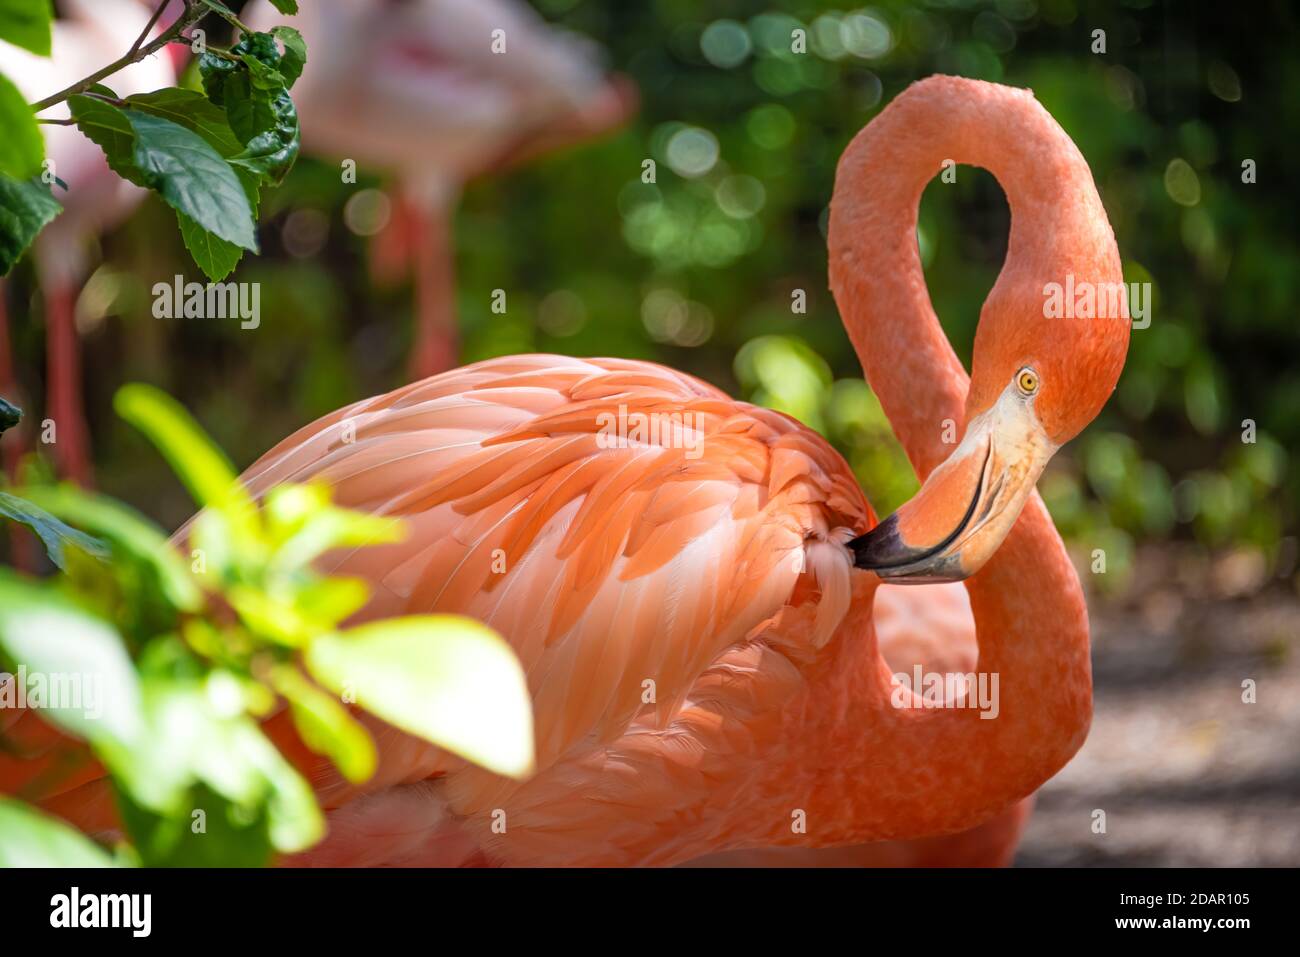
44,280,92,487
406,199,458,381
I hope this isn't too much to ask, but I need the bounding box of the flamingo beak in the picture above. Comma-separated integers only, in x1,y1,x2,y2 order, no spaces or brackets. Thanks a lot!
849,385,1056,583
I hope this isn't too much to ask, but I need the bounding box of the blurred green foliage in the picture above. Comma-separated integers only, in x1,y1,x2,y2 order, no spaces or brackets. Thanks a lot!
0,388,532,865
2,0,1296,594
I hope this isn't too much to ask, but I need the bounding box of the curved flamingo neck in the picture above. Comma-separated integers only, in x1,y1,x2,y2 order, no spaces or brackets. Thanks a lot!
828,75,1117,478
770,507,1091,847
780,76,1102,845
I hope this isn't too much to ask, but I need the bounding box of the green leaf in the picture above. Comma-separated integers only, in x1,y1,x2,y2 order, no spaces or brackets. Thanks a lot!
125,88,243,156
123,109,257,252
178,210,245,281
0,490,109,569
0,172,60,276
292,577,371,629
269,0,299,15
72,94,259,277
111,676,324,858
271,26,307,88
226,585,313,646
116,781,274,867
231,103,299,186
0,572,145,748
0,0,52,57
1,393,21,433
201,32,302,186
306,616,535,778
68,94,146,187
121,92,260,280
0,798,117,867
271,665,377,784
18,485,202,612
113,383,250,515
0,72,42,178
265,483,405,573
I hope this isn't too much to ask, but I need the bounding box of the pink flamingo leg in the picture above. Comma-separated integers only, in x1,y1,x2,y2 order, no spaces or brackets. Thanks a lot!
407,200,458,380
44,281,92,487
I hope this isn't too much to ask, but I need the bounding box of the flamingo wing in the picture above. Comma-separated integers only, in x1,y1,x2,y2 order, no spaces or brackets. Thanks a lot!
237,355,871,798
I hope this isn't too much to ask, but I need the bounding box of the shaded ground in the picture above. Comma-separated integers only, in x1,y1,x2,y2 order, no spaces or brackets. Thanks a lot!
1018,546,1300,866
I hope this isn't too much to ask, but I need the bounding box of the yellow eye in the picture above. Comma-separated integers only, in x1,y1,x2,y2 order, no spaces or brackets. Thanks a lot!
1016,368,1039,395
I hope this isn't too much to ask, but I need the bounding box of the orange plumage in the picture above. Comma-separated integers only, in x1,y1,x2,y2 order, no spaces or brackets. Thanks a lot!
1,75,1129,867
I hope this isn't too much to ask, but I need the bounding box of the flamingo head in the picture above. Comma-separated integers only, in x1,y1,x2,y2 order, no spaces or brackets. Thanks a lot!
852,261,1130,583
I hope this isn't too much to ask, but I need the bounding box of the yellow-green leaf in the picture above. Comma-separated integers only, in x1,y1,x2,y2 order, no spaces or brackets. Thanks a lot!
306,616,534,778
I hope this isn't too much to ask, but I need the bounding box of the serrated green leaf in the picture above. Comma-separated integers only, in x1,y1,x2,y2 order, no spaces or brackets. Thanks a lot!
306,616,535,778
198,48,238,105
0,172,59,276
0,798,117,868
271,26,306,88
269,0,299,15
123,109,258,252
0,0,52,57
200,32,302,186
177,211,245,281
125,88,243,156
69,94,147,187
0,489,109,568
0,72,42,179
72,94,259,276
223,69,273,141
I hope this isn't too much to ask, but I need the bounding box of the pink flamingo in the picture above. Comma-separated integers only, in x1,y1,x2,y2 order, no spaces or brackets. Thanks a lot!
245,0,635,379
0,0,178,488
688,581,1035,867
5,76,1127,866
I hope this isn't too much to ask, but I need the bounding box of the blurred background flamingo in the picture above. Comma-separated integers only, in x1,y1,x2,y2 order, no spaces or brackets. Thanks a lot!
245,0,636,379
0,0,179,490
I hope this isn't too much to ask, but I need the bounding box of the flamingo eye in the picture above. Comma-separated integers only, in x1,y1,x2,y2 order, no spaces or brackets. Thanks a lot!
1016,368,1039,395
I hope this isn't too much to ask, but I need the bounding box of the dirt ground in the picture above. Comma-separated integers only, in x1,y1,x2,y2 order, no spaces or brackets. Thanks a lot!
1017,546,1300,866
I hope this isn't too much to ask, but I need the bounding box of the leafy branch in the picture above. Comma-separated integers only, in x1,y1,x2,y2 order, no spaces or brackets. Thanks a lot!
0,384,533,866
0,0,306,280
29,0,207,114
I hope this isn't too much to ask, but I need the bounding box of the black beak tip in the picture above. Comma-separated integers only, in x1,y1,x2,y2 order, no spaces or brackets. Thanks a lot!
850,514,919,570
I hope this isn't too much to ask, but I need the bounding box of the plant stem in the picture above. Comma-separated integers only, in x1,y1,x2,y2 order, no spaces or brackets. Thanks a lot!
128,0,171,60
30,1,208,113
